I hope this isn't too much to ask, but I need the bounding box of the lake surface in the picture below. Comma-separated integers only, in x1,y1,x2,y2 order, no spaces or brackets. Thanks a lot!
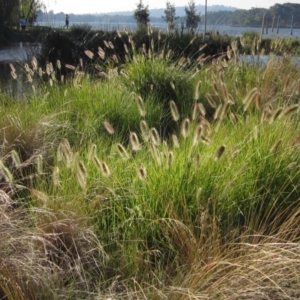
0,43,38,96
36,21,300,38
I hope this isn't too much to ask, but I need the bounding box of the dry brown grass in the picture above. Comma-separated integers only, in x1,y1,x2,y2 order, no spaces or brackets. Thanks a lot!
0,186,107,299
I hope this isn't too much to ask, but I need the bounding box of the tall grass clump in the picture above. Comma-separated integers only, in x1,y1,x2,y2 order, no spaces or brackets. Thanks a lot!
1,32,300,299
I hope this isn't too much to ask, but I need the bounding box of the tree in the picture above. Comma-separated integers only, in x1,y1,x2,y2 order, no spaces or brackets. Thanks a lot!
162,1,178,31
185,0,201,33
134,0,150,27
20,0,45,26
1,0,19,27
0,0,44,28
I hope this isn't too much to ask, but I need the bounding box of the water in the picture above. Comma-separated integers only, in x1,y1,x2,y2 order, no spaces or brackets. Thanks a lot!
0,43,37,96
36,21,300,38
0,43,36,61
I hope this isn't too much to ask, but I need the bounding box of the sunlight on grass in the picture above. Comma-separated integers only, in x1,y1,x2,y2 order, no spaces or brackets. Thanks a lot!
1,30,300,299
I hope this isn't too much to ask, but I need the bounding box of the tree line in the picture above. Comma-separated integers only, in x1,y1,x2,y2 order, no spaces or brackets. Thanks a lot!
134,0,201,33
206,3,300,27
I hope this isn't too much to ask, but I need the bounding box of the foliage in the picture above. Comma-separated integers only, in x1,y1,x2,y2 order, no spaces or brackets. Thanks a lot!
206,3,300,27
2,33,300,299
184,0,201,33
134,0,150,28
0,0,19,27
1,0,45,28
162,0,178,31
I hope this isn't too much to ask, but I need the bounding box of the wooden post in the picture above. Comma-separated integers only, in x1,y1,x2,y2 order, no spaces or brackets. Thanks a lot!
261,13,265,35
276,16,280,34
271,16,275,33
291,14,294,35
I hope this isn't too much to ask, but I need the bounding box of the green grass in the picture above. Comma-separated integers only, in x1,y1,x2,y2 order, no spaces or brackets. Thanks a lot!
1,34,300,299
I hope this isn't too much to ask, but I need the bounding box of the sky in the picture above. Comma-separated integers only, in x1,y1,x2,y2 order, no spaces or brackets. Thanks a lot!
45,0,300,14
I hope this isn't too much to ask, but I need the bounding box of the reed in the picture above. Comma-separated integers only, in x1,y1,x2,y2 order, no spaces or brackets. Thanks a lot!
169,100,180,122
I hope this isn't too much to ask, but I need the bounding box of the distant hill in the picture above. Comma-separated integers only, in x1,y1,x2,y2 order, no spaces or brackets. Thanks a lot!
205,3,300,27
105,5,237,18
37,3,299,28
37,4,237,25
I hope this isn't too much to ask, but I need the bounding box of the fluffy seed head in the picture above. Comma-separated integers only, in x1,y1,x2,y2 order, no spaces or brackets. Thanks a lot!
212,82,219,95
198,103,206,116
150,128,161,146
123,43,129,53
181,118,191,139
108,41,114,49
140,120,150,142
51,165,60,187
9,63,16,73
255,91,262,110
94,157,111,177
84,50,94,60
194,80,202,100
56,60,61,70
282,104,299,117
27,73,33,83
116,143,130,160
214,145,226,161
193,125,202,146
243,87,258,111
31,188,49,204
57,139,74,168
283,74,290,93
214,104,223,120
112,54,119,64
11,71,17,80
200,135,211,145
76,160,87,189
172,134,180,148
149,143,161,165
192,103,200,121
270,107,283,123
31,57,38,70
88,144,97,161
136,95,146,117
36,154,43,175
169,100,180,121
0,161,13,183
138,165,147,181
199,44,208,52
65,64,76,71
130,132,141,151
98,47,105,59
10,150,21,168
168,151,174,168
103,120,115,135
103,40,109,48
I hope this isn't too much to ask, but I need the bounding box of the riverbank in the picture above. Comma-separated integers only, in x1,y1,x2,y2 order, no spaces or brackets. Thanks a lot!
1,26,53,44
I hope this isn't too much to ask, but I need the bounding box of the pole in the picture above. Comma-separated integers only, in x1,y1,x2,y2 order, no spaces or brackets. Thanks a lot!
277,16,280,34
271,16,275,33
261,13,265,35
291,14,294,35
204,0,207,35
